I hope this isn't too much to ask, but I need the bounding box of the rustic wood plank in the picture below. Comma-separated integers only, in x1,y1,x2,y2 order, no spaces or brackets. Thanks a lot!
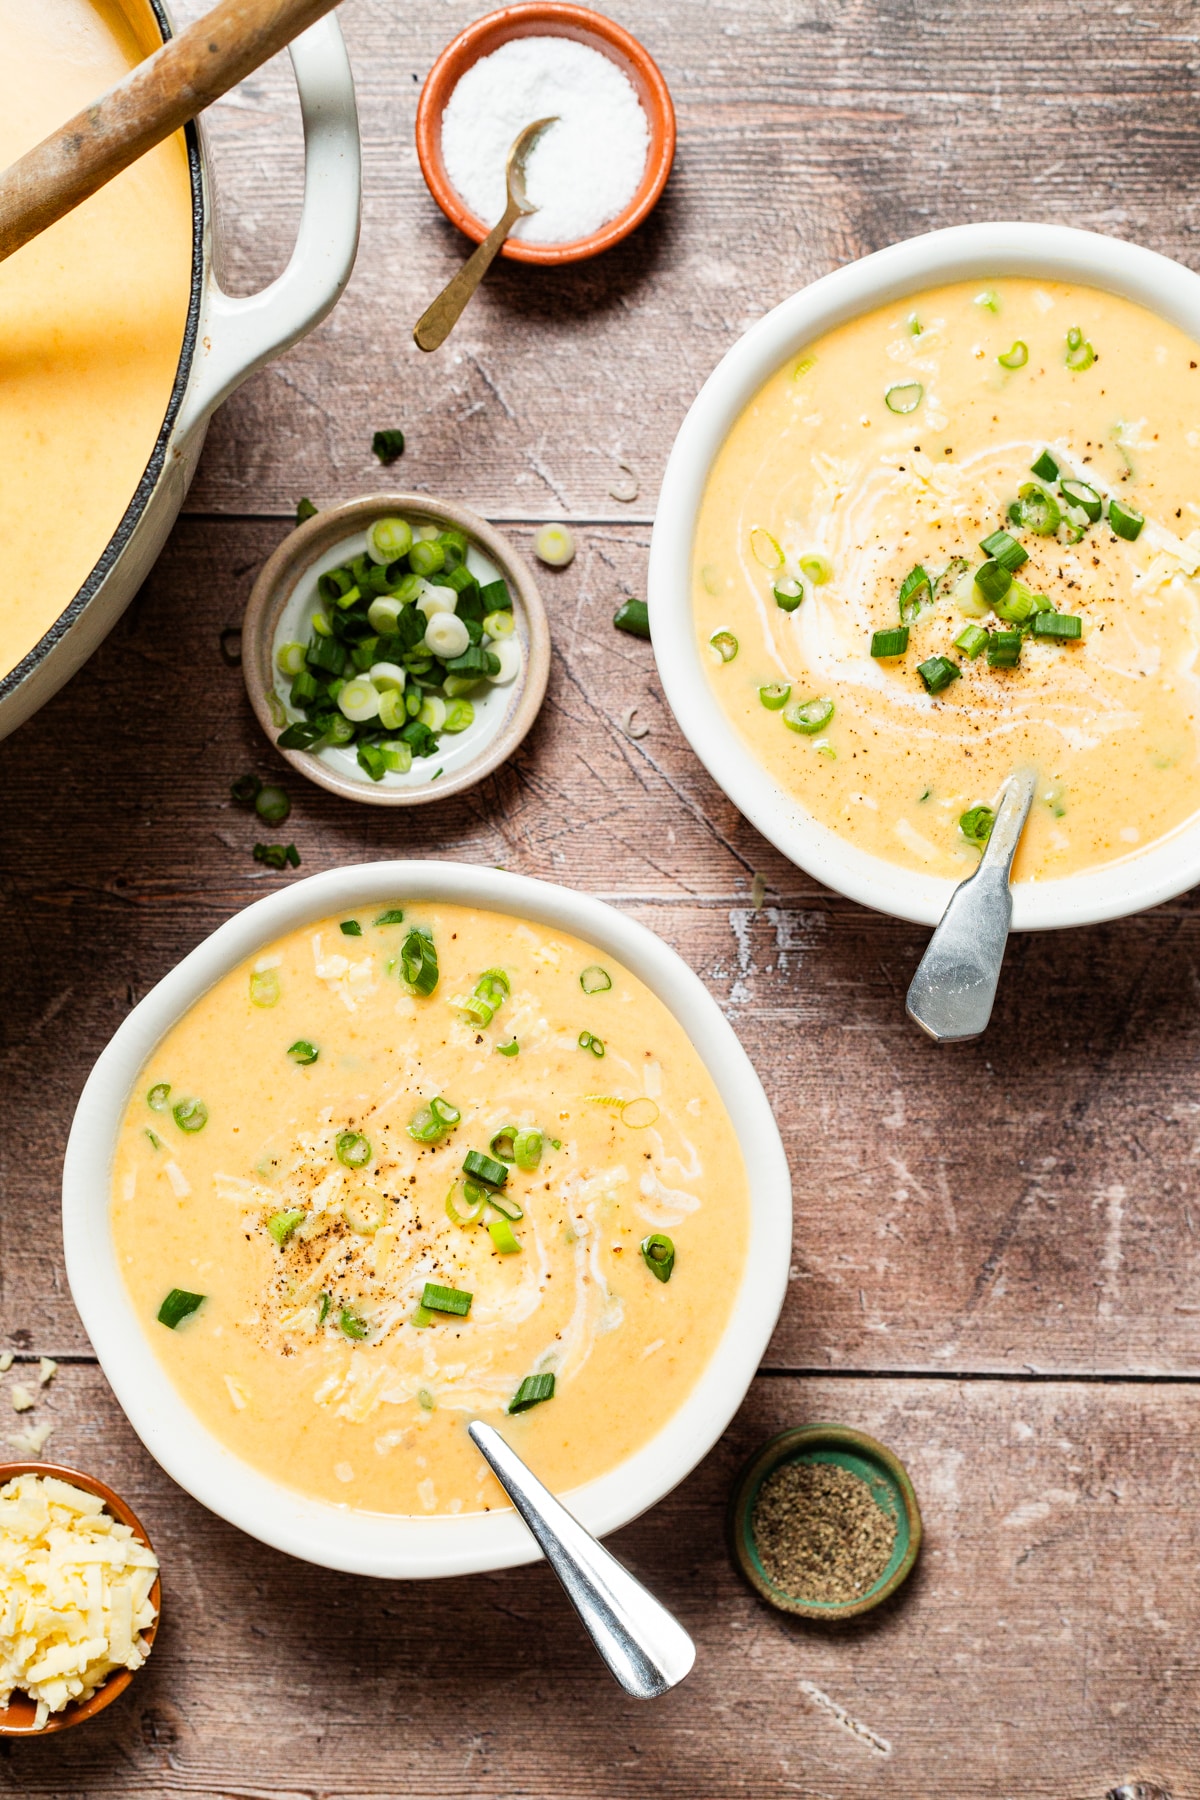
4,519,1200,1379
0,1362,1191,1800
168,0,1200,519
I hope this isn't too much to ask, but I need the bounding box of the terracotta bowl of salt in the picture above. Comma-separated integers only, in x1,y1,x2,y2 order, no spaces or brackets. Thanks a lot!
415,2,676,266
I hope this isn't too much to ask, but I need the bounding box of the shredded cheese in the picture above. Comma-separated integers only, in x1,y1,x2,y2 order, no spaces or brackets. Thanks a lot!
0,1474,157,1728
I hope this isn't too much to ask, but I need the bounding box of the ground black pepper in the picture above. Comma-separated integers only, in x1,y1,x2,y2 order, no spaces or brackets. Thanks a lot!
751,1459,898,1604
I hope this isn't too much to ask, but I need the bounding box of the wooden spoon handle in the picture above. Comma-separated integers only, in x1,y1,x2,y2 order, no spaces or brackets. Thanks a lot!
0,0,343,266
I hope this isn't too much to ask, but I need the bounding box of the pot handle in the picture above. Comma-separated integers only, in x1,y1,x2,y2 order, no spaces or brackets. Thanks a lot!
176,13,361,436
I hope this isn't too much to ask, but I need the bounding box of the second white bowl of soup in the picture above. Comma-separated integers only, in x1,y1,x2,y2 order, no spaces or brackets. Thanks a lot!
650,223,1200,929
63,864,791,1578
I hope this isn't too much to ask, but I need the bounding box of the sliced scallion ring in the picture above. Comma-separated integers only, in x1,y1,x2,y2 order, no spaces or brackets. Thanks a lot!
772,578,803,613
759,682,792,709
798,553,832,586
580,965,612,994
1108,498,1145,541
784,696,834,735
997,341,1028,369
959,805,994,845
1059,478,1102,522
749,526,784,569
335,1130,371,1169
640,1233,675,1282
884,381,923,415
709,630,738,663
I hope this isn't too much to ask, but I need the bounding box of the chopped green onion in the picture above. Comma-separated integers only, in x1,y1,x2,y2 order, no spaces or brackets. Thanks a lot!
907,312,922,336
974,289,999,312
335,1131,372,1169
445,1181,487,1228
173,1097,208,1133
230,773,261,807
1030,611,1082,640
343,1188,388,1236
488,1219,521,1255
640,1233,675,1282
496,1039,520,1057
750,527,784,569
411,1304,433,1329
959,805,994,845
267,1208,306,1247
514,1127,543,1170
974,560,1013,606
482,1188,524,1221
798,554,832,585
993,585,1036,625
613,597,650,638
954,624,988,658
339,1306,369,1340
276,641,307,677
421,1282,472,1317
793,356,815,380
339,919,362,937
157,1288,205,1329
917,655,960,695
374,908,405,925
621,1097,659,1129
1065,329,1095,371
409,1097,459,1143
318,1292,331,1325
578,1031,606,1057
884,382,923,414
483,609,515,639
979,530,1028,572
759,682,792,709
998,341,1028,369
400,927,439,995
870,627,909,659
784,696,834,734
987,632,1022,669
255,785,290,826
898,564,931,622
249,969,280,1008
287,1040,318,1065
1031,450,1060,482
509,1372,555,1412
409,540,445,578
1009,484,1061,536
296,497,317,524
372,428,405,464
366,515,413,563
463,1149,508,1188
1058,478,1102,522
709,630,738,662
580,965,611,994
533,523,575,568
452,992,495,1028
145,1129,162,1151
1108,498,1144,541
488,1127,518,1163
147,1083,171,1112
417,1388,435,1410
772,578,803,612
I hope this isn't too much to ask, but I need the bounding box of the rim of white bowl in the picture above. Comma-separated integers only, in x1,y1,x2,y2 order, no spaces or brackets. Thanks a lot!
62,862,792,1579
649,221,1200,930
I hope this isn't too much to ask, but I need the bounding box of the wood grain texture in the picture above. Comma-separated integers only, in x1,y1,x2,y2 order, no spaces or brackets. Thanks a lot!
3,520,1200,1379
171,0,1200,518
0,1363,1190,1800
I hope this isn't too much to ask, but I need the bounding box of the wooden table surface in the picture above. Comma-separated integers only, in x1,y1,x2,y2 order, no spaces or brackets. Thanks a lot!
2,1,1199,1794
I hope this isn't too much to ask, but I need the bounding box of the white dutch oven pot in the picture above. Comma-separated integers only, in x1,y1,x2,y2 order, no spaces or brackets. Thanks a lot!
0,3,361,742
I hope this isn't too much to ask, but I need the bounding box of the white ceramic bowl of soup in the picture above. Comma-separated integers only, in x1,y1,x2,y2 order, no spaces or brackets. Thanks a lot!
0,1,360,744
62,862,791,1579
649,222,1200,929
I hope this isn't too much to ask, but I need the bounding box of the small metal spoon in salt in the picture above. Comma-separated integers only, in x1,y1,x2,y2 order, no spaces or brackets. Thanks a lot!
469,1420,696,1699
905,767,1038,1043
414,117,557,353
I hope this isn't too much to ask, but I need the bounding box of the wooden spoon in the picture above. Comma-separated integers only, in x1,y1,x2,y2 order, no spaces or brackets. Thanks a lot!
0,0,344,268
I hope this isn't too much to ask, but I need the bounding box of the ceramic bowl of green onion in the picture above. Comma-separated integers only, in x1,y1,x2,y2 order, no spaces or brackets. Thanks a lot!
242,495,551,805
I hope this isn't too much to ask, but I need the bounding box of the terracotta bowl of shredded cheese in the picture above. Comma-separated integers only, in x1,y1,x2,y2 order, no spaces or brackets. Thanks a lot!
416,2,676,266
0,1463,160,1734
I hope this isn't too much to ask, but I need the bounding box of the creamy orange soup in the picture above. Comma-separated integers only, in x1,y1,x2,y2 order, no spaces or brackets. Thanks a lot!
111,905,749,1516
0,0,193,680
695,278,1200,882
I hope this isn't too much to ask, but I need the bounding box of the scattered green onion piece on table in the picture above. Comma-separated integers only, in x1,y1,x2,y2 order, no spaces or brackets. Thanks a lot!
157,1289,205,1329
400,927,439,995
255,785,290,826
759,682,791,709
1030,611,1082,640
870,627,909,659
230,773,261,807
613,598,650,638
772,578,803,612
173,1098,208,1133
784,696,834,734
1059,478,1102,522
249,969,280,1008
959,805,994,845
798,554,832,585
509,1372,555,1413
578,1031,606,1057
371,429,405,464
979,529,1028,572
709,630,738,663
443,699,474,733
1031,450,1059,482
497,1039,519,1057
421,1282,472,1317
533,523,575,568
287,1039,319,1065
987,632,1022,669
580,965,612,994
296,497,317,524
917,656,960,695
750,527,784,569
267,1209,306,1247
974,560,1013,606
884,382,923,414
954,624,989,658
339,1307,369,1340
1108,499,1145,541
488,1219,522,1255
336,1131,372,1169
409,540,445,577
998,341,1028,369
897,564,931,622
640,1233,676,1282
147,1083,171,1112
339,919,362,937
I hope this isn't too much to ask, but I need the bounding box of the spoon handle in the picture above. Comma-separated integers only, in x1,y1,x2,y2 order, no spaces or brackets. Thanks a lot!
414,198,521,352
468,1420,696,1699
905,767,1038,1043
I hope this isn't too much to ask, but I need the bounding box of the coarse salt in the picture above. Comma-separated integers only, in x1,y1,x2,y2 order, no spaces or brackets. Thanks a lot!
440,36,650,246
